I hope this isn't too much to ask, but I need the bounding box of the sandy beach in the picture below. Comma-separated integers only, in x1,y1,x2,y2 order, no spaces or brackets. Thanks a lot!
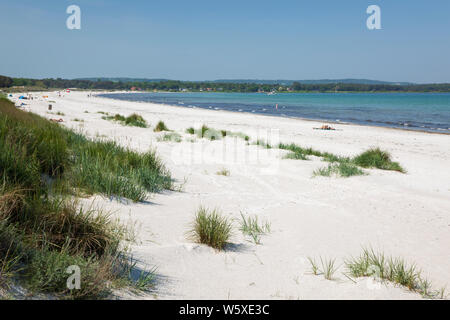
12,91,450,300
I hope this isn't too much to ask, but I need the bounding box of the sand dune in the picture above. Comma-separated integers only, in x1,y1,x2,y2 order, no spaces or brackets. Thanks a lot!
14,91,450,299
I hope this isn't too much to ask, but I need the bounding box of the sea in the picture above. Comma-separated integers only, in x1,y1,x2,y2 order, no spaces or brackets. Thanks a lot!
100,92,450,133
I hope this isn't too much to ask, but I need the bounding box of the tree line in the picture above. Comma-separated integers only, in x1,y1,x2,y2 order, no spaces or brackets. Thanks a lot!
1,75,450,92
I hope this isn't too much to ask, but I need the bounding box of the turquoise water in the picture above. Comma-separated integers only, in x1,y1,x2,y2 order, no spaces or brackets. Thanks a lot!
101,92,450,133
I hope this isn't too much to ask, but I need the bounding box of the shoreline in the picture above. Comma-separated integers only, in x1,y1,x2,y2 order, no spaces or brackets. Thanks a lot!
97,92,450,136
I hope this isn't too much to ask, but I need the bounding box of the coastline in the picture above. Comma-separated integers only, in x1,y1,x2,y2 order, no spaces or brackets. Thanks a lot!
97,92,450,135
10,91,450,299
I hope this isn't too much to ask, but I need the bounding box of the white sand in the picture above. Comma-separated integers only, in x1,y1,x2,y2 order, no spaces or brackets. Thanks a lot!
12,91,450,299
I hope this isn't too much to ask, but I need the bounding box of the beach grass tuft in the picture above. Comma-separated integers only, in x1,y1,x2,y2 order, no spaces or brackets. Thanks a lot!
189,207,232,250
239,213,271,245
279,142,404,176
216,168,230,176
345,247,444,298
253,139,272,149
353,148,405,172
102,113,148,128
307,257,320,275
0,97,172,298
313,162,365,178
186,127,195,134
153,121,169,132
156,132,182,143
320,257,338,280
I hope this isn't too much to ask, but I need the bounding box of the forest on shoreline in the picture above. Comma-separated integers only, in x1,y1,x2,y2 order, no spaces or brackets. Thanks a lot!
1,75,450,93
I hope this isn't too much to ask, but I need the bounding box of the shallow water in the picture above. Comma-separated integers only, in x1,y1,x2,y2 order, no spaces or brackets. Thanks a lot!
100,92,450,133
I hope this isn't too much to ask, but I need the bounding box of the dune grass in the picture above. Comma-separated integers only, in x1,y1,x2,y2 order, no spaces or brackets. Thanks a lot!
307,256,338,280
156,132,182,143
197,125,222,141
216,168,230,176
284,151,308,160
185,127,195,134
0,97,170,298
353,148,405,173
102,113,148,128
279,142,404,177
187,125,250,142
345,248,445,298
320,257,338,280
313,162,365,178
307,257,320,275
253,139,272,149
189,207,232,250
239,213,271,245
153,120,169,132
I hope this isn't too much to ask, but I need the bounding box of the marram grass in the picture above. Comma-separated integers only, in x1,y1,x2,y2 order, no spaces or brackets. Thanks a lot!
189,207,232,250
345,247,446,299
239,213,271,245
102,113,148,128
153,120,169,132
0,97,170,298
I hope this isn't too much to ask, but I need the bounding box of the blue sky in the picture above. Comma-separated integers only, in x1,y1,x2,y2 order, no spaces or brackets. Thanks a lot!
1,0,449,83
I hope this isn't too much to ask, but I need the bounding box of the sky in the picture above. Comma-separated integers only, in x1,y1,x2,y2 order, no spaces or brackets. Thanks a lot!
1,0,449,83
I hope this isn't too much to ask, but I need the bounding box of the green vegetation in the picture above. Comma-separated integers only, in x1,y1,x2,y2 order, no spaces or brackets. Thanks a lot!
0,76,13,88
239,213,271,245
345,248,446,299
307,256,338,280
56,111,65,116
307,257,320,275
185,124,222,140
198,125,222,141
353,148,405,173
156,132,182,143
189,207,233,250
153,121,169,132
279,142,404,177
102,113,148,128
4,75,450,93
279,143,349,162
313,162,365,178
320,257,338,280
186,125,249,142
0,97,168,298
228,131,250,141
216,168,230,176
253,139,272,149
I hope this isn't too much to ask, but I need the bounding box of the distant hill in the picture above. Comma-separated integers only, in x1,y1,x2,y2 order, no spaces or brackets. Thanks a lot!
75,77,170,83
75,77,413,86
211,79,413,85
